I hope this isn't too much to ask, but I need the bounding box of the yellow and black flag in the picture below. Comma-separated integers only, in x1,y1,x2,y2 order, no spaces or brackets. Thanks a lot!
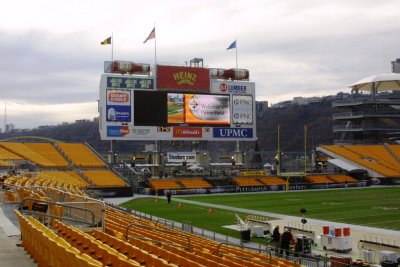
101,36,112,45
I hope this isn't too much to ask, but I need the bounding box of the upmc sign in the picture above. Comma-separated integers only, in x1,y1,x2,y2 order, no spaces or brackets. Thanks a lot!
213,128,253,139
157,65,210,91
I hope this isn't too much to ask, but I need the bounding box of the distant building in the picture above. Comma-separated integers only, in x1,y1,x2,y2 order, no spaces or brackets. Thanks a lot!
335,92,351,99
75,119,90,123
332,87,400,145
392,58,400,73
272,96,322,108
256,101,268,118
271,101,292,108
292,96,322,105
5,123,15,133
37,125,56,130
256,101,268,113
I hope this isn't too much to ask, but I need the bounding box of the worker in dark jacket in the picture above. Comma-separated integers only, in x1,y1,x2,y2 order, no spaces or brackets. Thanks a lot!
272,225,281,253
165,190,172,204
280,228,295,257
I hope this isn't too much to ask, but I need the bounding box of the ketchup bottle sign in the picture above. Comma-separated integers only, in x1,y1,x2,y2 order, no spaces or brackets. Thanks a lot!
210,68,249,80
111,61,150,74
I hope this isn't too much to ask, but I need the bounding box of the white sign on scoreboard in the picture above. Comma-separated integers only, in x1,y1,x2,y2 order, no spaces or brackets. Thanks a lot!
167,152,197,163
232,95,253,124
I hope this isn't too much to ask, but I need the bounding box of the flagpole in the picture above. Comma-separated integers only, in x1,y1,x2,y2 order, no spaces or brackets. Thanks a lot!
111,32,114,61
154,22,157,64
235,39,238,69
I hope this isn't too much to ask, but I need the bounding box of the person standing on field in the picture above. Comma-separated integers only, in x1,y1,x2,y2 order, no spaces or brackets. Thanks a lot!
165,190,172,204
272,225,281,253
280,228,295,258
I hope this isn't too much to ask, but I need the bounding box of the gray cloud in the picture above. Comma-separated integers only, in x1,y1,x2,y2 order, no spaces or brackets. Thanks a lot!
1,0,400,128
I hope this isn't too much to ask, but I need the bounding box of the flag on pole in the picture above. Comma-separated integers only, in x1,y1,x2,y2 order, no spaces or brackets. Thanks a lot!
226,40,237,50
101,36,112,45
143,27,156,43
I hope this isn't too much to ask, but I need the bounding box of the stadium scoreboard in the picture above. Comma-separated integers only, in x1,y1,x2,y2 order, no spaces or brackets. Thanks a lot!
99,62,256,141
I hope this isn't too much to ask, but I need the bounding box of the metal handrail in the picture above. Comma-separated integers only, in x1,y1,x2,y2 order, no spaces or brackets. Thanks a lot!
125,222,192,251
125,234,189,250
215,242,275,265
19,197,99,228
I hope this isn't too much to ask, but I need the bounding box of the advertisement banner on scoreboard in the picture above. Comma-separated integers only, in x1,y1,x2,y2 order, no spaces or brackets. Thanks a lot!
232,95,253,124
212,127,254,138
157,65,210,91
167,152,197,163
106,76,154,89
106,126,155,139
184,94,230,125
210,80,255,95
106,90,131,122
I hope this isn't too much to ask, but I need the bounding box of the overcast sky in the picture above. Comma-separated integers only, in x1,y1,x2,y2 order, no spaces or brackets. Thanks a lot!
1,0,399,129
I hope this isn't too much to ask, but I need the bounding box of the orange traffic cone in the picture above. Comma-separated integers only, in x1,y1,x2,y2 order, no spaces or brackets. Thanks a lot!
178,203,183,208
208,209,214,214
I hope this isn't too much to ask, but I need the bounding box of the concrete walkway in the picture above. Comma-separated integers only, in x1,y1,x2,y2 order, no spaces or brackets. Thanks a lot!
0,192,36,267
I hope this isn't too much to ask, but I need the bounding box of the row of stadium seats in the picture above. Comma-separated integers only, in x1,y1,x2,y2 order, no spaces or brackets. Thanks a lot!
53,220,141,266
34,171,88,187
82,170,127,187
259,177,287,185
388,144,400,159
0,144,21,167
149,178,214,191
56,143,106,168
104,208,297,267
179,179,213,189
3,170,127,190
4,173,85,193
326,174,357,183
149,175,356,191
0,159,15,167
25,143,69,167
234,175,356,186
0,145,23,160
16,211,104,267
0,142,107,169
0,142,64,168
322,145,400,177
233,177,265,186
305,175,336,184
10,176,300,267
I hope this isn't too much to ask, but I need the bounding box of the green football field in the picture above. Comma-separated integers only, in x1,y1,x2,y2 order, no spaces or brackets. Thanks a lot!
121,187,400,236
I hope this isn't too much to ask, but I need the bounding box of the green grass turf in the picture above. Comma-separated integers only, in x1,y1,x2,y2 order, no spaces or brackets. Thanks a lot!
121,187,400,233
120,197,269,240
177,187,400,230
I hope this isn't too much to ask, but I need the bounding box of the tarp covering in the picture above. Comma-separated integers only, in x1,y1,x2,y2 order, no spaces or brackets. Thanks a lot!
328,158,361,171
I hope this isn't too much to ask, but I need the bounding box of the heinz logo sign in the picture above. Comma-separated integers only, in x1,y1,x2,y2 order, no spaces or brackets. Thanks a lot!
213,128,253,138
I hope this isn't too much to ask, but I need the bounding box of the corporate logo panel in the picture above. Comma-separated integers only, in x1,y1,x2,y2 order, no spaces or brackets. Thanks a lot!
213,128,253,138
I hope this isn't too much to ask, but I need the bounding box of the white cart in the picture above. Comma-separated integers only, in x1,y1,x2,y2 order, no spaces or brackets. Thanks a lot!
321,234,352,253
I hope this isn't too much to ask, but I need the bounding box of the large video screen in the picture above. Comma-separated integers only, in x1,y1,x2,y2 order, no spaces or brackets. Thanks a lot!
134,91,230,127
